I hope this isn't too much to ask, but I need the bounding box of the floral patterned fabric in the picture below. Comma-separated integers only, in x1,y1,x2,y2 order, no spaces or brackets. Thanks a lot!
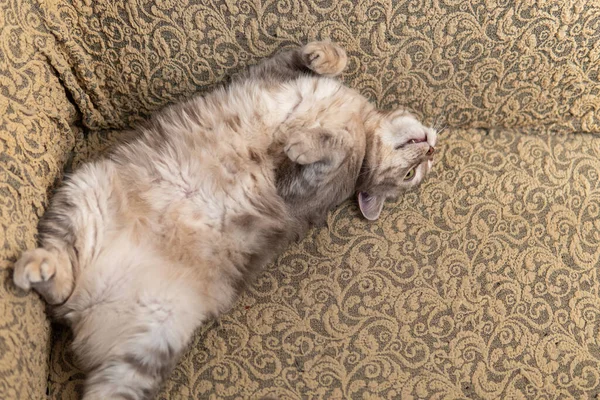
26,0,600,133
50,128,600,400
2,0,600,399
1,0,82,397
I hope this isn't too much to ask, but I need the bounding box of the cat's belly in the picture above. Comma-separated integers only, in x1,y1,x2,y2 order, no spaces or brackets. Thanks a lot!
118,148,290,280
60,154,289,328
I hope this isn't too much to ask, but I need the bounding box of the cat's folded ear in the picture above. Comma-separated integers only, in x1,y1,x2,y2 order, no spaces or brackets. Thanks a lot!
387,108,414,121
357,192,384,221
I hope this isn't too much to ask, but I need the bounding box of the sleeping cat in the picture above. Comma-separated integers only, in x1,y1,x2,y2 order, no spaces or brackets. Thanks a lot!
13,41,437,399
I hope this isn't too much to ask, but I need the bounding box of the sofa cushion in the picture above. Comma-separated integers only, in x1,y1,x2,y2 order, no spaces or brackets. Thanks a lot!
48,128,600,399
0,0,83,397
5,0,600,398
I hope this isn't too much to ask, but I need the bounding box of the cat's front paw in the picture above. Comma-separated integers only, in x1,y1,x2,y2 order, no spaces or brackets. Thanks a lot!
285,139,323,165
13,248,57,291
302,41,347,77
285,129,351,165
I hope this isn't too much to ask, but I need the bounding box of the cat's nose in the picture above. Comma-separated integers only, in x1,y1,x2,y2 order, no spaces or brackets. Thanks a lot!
426,146,435,156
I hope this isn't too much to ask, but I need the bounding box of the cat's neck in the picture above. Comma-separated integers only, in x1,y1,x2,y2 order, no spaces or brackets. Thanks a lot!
355,109,386,191
361,109,385,160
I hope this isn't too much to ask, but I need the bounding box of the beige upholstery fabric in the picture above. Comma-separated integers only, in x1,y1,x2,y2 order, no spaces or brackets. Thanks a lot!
2,1,600,398
50,128,600,399
24,1,600,133
0,0,83,396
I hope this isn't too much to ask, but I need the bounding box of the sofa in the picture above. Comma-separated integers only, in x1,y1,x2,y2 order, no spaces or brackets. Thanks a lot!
2,1,600,399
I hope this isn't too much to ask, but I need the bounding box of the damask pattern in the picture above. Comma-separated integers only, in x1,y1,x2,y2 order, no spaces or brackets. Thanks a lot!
49,129,600,399
0,0,84,397
33,0,600,132
2,0,600,398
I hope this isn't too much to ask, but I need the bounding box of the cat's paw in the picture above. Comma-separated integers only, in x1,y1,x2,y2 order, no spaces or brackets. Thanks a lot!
13,248,57,291
285,139,323,165
302,41,347,77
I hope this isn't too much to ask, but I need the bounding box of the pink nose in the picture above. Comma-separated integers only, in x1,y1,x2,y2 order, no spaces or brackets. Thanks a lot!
426,146,435,156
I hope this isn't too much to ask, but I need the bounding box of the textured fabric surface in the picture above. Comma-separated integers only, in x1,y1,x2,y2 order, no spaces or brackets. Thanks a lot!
2,0,600,399
49,128,600,399
31,0,600,133
0,0,83,397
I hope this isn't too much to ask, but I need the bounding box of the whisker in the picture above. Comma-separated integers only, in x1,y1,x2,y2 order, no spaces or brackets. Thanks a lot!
431,112,448,134
358,163,385,176
432,113,444,131
432,114,440,131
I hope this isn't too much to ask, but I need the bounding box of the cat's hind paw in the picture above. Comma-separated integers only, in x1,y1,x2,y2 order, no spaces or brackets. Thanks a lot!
13,248,57,291
302,41,347,77
13,247,72,304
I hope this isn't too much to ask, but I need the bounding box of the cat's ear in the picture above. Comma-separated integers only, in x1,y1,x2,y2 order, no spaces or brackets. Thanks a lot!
388,108,413,122
358,192,384,221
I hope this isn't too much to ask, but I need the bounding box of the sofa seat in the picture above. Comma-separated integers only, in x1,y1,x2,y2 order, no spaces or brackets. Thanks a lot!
2,0,600,399
47,128,600,399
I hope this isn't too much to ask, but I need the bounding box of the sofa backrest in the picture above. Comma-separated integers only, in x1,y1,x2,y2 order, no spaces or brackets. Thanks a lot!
32,1,600,134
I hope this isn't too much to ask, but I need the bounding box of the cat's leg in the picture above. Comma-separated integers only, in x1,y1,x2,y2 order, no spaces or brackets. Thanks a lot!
13,162,112,304
242,41,348,82
76,275,206,400
13,246,73,305
82,337,182,400
13,185,80,304
276,126,356,205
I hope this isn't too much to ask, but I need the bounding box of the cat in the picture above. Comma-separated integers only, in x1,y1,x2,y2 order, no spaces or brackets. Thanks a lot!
13,41,437,399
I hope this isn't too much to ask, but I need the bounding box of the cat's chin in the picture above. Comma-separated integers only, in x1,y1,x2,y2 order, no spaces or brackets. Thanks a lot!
358,192,384,221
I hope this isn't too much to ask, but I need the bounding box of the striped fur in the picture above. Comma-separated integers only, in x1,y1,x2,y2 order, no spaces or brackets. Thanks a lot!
13,41,436,399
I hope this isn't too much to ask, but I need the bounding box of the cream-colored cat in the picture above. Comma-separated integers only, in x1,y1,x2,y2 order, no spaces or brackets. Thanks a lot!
13,41,436,399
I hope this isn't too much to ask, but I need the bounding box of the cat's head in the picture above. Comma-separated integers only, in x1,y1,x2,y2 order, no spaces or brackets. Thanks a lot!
356,110,437,220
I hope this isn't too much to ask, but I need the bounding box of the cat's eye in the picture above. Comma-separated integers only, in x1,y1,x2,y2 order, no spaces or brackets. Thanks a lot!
404,168,416,180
